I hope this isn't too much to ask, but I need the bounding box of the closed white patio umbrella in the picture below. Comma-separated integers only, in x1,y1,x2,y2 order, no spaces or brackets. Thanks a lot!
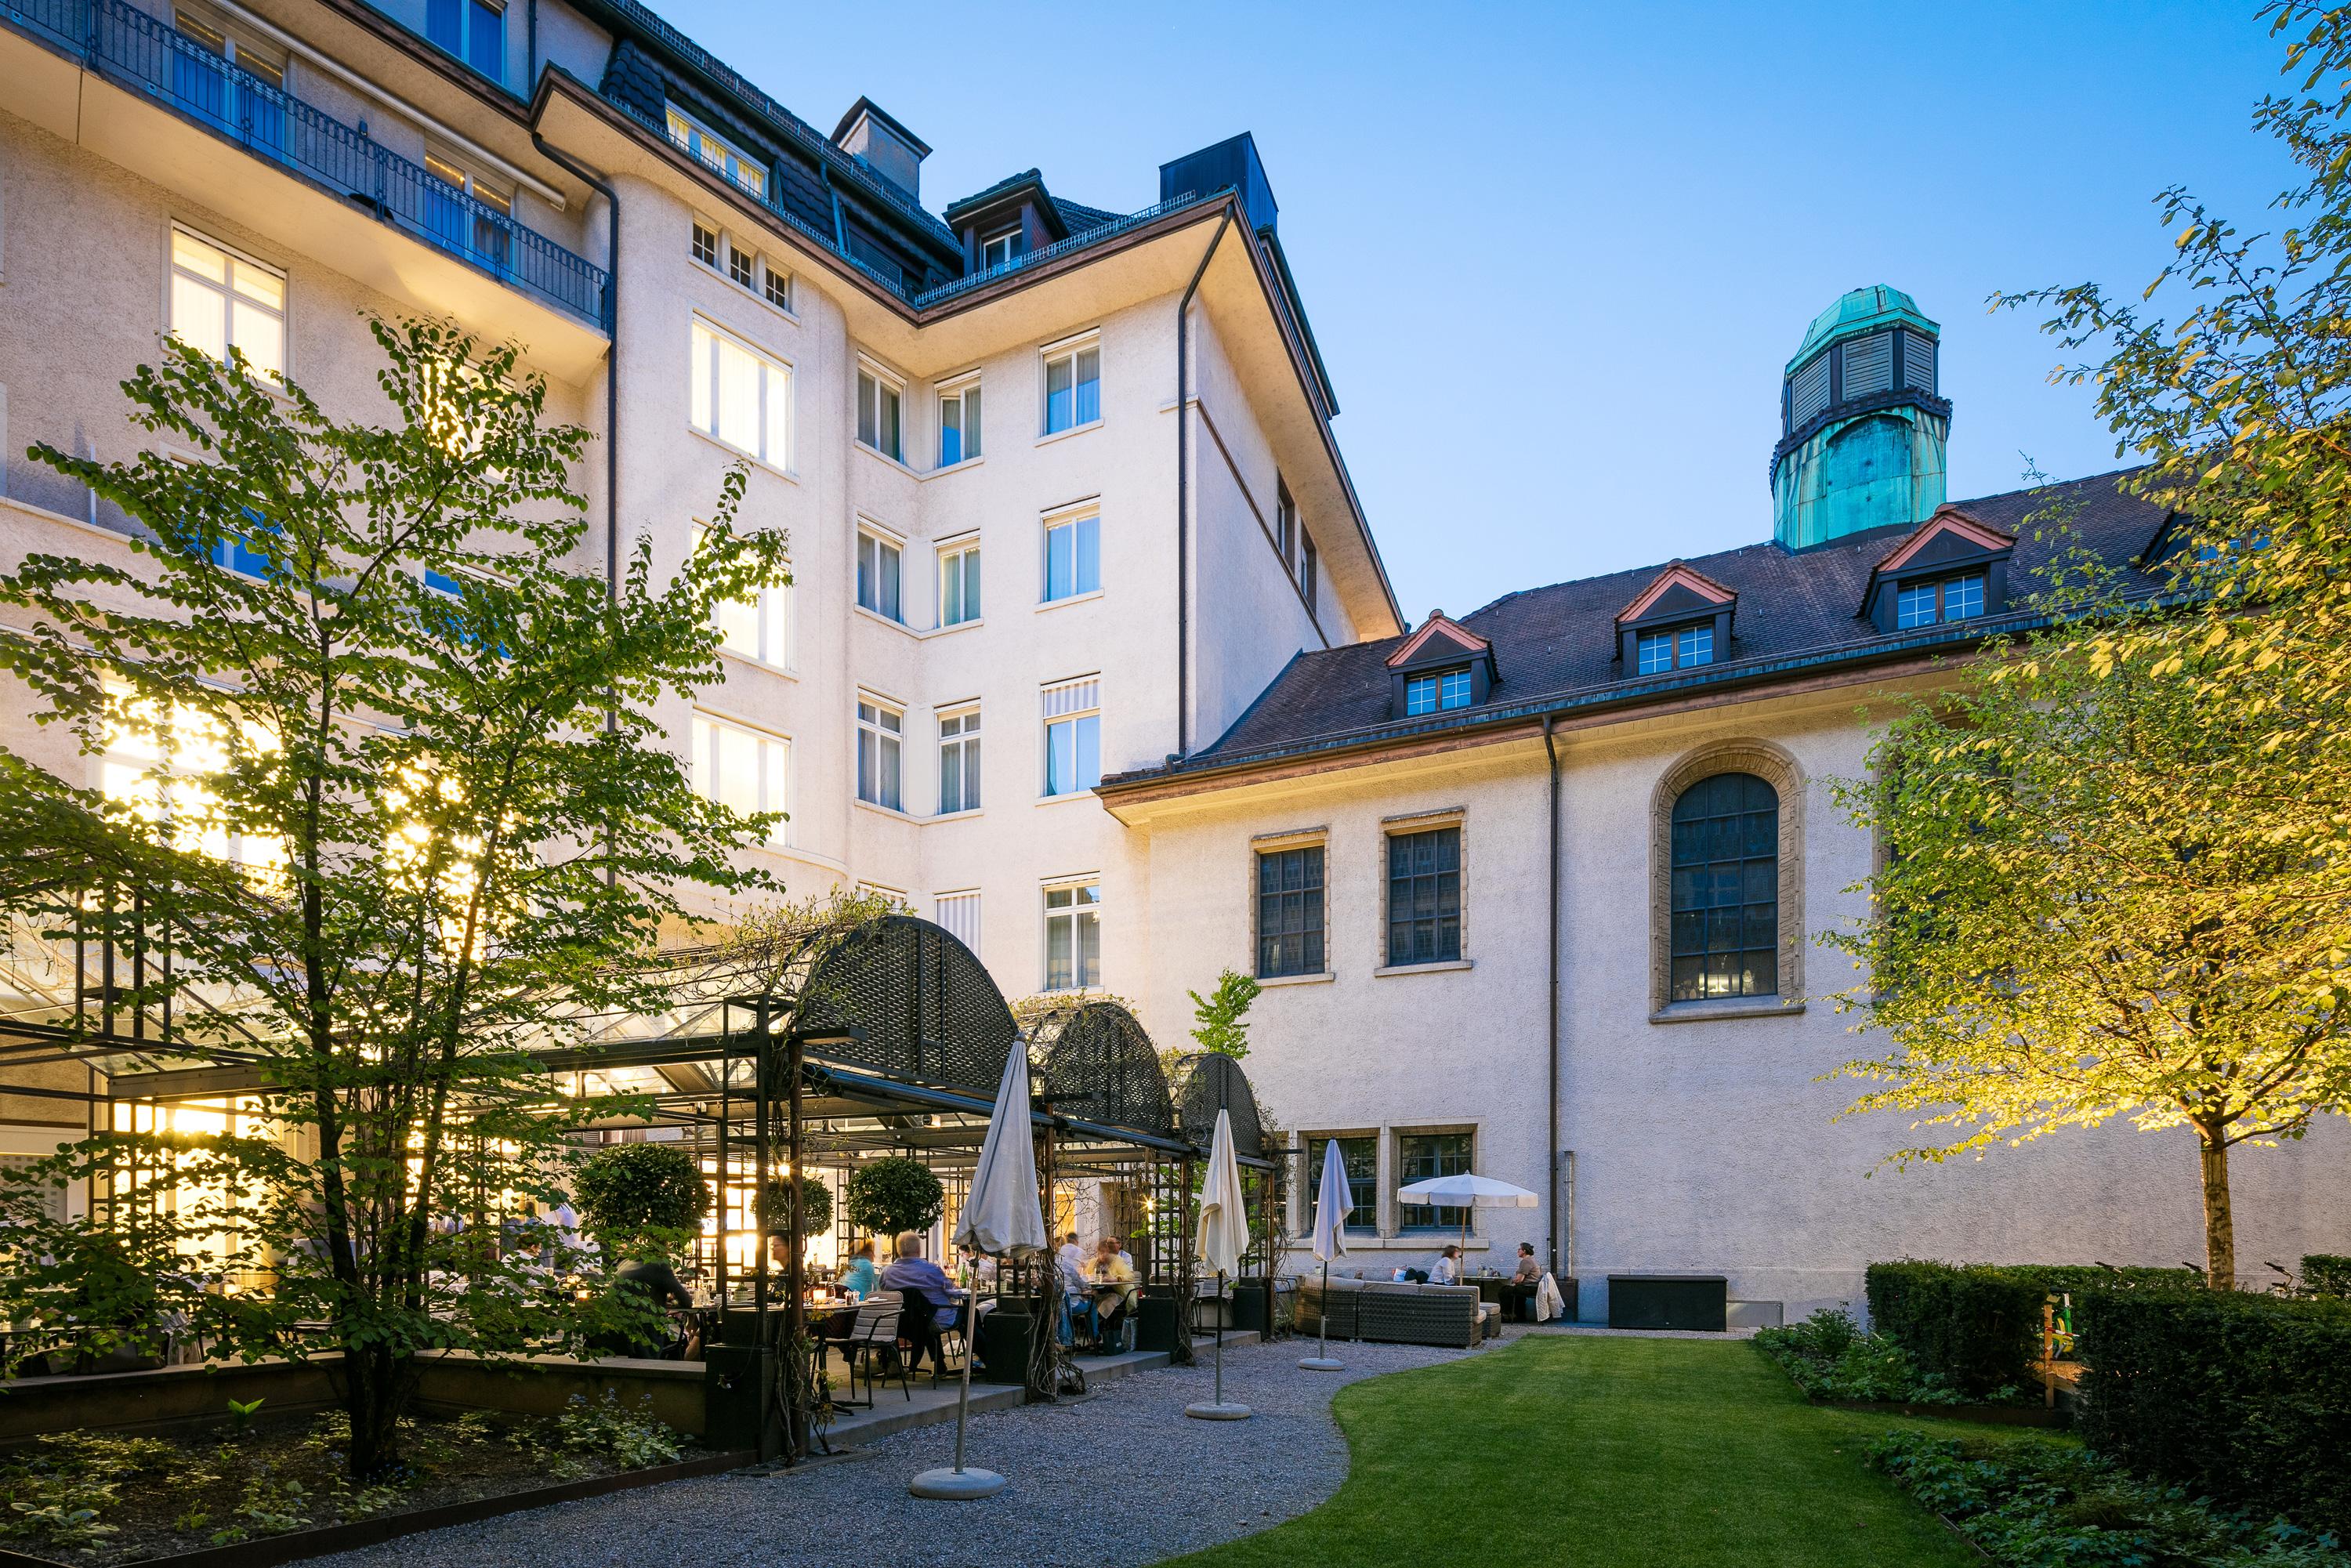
909,1040,1047,1501
1395,1171,1538,1267
1186,1108,1252,1420
1299,1139,1350,1371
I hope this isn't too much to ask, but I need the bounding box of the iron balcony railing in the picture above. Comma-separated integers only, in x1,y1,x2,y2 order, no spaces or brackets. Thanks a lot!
2,0,610,327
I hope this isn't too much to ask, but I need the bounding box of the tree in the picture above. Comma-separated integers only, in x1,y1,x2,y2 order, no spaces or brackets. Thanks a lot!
0,317,788,1473
1831,3,2351,1288
1186,969,1262,1060
574,1142,712,1254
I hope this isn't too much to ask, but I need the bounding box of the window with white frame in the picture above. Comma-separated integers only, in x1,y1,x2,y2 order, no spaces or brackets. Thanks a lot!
1404,668,1473,715
1041,676,1100,797
939,378,982,465
938,705,980,814
935,889,981,950
169,226,285,380
1637,623,1714,674
856,529,902,621
980,227,1024,273
1042,506,1099,602
689,316,790,467
691,220,719,269
689,217,792,313
1041,880,1100,990
856,697,903,810
666,106,765,198
1041,338,1099,434
690,712,789,846
694,524,791,667
939,539,980,627
1895,573,1986,629
857,366,903,461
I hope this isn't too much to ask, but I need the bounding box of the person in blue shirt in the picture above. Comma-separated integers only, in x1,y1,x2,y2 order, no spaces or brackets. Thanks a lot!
836,1237,879,1300
882,1232,960,1378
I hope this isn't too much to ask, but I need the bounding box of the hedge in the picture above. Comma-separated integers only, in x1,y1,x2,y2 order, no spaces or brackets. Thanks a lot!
2306,1254,2351,1300
1864,1261,2198,1400
2075,1287,2351,1540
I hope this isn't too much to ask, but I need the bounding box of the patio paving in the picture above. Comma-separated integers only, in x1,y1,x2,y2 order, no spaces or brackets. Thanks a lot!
313,1334,1484,1568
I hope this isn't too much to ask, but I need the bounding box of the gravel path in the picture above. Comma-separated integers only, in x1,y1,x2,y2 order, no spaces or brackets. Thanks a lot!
314,1335,1483,1568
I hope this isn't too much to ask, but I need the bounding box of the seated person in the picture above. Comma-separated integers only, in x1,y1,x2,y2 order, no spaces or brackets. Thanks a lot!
880,1231,962,1375
1085,1237,1139,1346
1053,1241,1091,1345
836,1238,880,1302
595,1253,694,1357
1504,1242,1542,1321
1429,1245,1462,1287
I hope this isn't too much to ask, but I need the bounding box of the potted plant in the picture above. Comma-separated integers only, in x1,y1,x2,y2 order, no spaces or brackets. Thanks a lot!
844,1156,944,1239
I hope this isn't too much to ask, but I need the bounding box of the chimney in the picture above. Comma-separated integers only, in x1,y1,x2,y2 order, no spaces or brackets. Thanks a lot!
1159,132,1277,234
831,97,930,202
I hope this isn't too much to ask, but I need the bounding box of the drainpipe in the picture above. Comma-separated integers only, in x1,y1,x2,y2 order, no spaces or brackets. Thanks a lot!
530,135,619,606
1543,715,1563,1280
1173,205,1234,757
820,164,847,252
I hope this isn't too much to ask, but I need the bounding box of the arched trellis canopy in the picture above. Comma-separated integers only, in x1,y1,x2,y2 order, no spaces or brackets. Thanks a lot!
1027,999,1178,1144
1170,1052,1266,1162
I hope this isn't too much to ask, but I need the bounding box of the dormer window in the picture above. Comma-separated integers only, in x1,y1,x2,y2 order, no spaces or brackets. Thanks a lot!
1614,562,1737,679
1895,573,1984,629
981,228,1024,272
1404,668,1473,716
1636,623,1715,674
1863,508,2014,633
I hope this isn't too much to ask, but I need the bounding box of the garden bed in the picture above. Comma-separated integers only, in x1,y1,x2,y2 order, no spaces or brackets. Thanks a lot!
1754,1308,2050,1420
0,1396,734,1567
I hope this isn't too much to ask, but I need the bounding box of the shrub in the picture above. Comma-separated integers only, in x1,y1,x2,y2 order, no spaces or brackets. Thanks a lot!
1754,1308,1969,1405
1868,1430,2349,1567
843,1157,943,1237
1865,1261,2198,1400
2075,1287,2351,1541
574,1143,710,1246
2306,1255,2351,1301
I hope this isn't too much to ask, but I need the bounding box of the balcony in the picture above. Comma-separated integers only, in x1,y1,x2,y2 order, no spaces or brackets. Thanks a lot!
1,0,610,372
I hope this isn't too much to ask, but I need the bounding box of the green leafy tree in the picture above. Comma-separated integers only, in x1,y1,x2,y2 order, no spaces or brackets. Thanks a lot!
844,1155,944,1237
574,1142,712,1255
0,318,788,1474
1831,4,2351,1289
1186,969,1261,1060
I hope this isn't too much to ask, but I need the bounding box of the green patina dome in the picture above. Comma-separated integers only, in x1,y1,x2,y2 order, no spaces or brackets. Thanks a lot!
1787,284,1940,374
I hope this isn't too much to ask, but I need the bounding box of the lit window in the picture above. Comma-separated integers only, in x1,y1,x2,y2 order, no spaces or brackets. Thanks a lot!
1404,668,1473,716
169,227,284,380
1043,509,1099,602
1637,623,1715,674
422,151,513,273
694,525,791,667
1042,340,1100,434
689,712,789,846
1042,881,1100,991
939,380,983,466
689,317,790,466
100,684,285,878
857,531,902,621
1896,573,1987,629
1256,844,1324,979
1386,826,1461,965
939,707,981,814
856,698,903,811
1041,677,1100,797
666,107,765,198
939,541,981,627
857,368,903,461
980,228,1024,273
1668,771,1778,1001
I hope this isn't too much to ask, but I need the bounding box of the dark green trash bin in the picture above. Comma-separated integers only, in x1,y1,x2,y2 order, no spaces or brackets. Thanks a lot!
1133,1291,1179,1353
976,1307,1033,1384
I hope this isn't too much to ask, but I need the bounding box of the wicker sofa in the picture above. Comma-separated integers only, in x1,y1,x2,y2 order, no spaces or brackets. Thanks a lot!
1296,1274,1489,1349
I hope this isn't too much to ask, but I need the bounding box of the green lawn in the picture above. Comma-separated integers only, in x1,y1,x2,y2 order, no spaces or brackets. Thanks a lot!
1172,1334,2061,1568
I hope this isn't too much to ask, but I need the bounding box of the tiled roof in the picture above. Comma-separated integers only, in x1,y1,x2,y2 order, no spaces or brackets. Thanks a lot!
941,169,1125,237
1055,198,1124,233
1177,470,2168,770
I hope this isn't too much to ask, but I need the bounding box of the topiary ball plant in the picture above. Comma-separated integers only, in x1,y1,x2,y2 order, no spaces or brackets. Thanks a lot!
844,1156,944,1238
758,1175,834,1237
574,1143,710,1253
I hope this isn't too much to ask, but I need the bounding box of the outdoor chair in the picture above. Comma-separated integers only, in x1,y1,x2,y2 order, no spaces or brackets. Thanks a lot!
842,1294,909,1405
1354,1282,1483,1349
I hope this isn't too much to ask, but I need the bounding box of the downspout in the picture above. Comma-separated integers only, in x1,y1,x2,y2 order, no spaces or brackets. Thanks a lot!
820,164,847,252
531,135,620,605
1543,715,1563,1282
1173,205,1234,758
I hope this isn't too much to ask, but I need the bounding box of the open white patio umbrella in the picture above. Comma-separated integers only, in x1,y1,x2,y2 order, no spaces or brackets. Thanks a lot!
909,1041,1047,1501
1298,1139,1350,1371
1395,1172,1539,1272
1185,1108,1252,1420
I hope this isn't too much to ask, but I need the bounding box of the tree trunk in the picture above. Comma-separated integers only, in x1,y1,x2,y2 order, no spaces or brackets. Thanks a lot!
343,1345,415,1480
2198,1128,2235,1291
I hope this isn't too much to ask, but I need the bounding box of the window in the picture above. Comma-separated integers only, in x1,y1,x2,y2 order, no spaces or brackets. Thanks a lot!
939,541,981,626
1303,1135,1375,1232
763,266,792,313
1299,532,1317,613
935,890,981,950
171,12,287,147
857,368,903,461
939,379,983,465
1396,1132,1471,1231
169,227,284,380
1895,573,1986,629
1668,771,1779,1001
426,0,502,78
1043,508,1100,601
692,220,790,312
1256,844,1325,979
1042,678,1100,797
666,107,765,198
100,685,284,876
689,317,789,466
856,697,902,810
1637,622,1715,674
1403,668,1473,716
210,530,273,579
692,221,719,268
695,525,791,667
1386,825,1461,965
939,707,980,814
1042,340,1100,433
727,240,754,289
856,530,902,621
689,712,788,846
1274,476,1295,561
980,228,1024,273
1042,881,1101,990
423,151,513,272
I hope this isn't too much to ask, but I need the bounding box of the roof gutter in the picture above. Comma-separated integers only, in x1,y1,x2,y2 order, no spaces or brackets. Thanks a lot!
1174,205,1236,759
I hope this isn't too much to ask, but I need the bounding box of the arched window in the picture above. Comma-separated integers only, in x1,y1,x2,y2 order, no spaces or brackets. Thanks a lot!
1668,772,1780,1001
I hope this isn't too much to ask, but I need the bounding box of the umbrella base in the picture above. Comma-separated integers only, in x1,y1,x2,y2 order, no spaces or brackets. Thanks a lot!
1296,1356,1345,1371
909,1466,1007,1500
1184,1400,1254,1421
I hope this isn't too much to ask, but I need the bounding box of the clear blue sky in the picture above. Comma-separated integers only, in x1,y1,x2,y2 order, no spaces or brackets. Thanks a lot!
656,0,2295,624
